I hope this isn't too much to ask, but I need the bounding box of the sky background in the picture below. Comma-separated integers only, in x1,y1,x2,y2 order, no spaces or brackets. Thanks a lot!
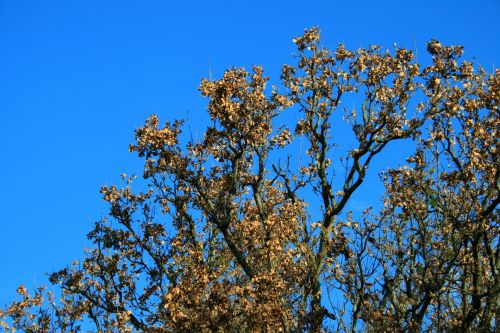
1,0,499,307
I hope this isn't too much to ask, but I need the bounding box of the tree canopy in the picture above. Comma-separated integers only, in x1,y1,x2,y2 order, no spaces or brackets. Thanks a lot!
1,27,499,332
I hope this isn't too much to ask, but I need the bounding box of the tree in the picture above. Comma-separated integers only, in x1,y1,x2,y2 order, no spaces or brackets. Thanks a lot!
1,27,498,332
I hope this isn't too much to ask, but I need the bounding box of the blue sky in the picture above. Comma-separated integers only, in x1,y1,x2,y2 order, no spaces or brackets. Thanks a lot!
1,0,499,306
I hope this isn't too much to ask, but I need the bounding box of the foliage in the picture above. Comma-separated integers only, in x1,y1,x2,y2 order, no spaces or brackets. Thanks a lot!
1,27,499,332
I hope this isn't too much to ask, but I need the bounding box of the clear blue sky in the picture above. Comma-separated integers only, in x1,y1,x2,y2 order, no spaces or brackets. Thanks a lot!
1,0,499,306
